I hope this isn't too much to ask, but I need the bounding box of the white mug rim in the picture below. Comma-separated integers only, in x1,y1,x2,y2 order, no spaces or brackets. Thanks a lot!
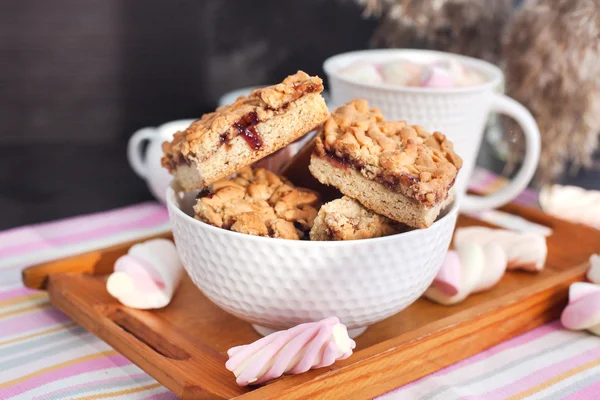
156,119,197,138
323,49,503,94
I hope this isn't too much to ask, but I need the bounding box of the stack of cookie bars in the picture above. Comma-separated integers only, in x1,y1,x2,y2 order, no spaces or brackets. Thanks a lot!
162,71,462,241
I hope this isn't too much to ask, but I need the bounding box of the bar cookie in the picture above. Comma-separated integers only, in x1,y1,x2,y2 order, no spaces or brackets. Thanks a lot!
309,99,461,228
162,71,329,191
310,196,407,241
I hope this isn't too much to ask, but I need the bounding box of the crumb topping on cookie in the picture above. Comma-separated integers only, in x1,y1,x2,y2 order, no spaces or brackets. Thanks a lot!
194,167,320,240
310,196,406,241
314,99,462,207
162,71,324,172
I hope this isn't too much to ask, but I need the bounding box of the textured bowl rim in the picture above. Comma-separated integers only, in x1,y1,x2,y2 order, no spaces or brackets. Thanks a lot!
166,184,459,247
323,49,503,94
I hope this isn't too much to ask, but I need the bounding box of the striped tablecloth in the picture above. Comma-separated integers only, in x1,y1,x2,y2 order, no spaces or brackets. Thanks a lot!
1,168,598,400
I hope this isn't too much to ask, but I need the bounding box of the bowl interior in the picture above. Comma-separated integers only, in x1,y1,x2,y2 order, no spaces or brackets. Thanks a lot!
167,184,459,245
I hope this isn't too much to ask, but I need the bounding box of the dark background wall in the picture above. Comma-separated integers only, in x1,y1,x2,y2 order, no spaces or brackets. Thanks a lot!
2,0,597,230
0,0,377,229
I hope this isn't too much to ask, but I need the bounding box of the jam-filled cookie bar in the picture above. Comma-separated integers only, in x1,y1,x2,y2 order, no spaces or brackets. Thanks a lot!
162,71,329,191
309,99,462,228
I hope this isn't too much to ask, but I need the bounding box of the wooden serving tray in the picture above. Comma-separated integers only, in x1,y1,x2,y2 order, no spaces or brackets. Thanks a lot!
22,201,600,399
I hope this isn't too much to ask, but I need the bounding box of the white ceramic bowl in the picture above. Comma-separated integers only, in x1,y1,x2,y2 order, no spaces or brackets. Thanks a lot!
166,185,458,338
218,86,265,107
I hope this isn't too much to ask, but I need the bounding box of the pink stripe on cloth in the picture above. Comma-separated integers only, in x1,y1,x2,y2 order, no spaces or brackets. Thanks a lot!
140,391,181,400
0,230,53,255
563,379,600,400
453,321,562,367
514,189,539,207
0,202,164,250
0,354,131,399
517,187,538,201
395,321,562,393
462,346,600,400
466,167,540,208
34,373,149,399
0,209,168,259
0,308,71,339
0,287,36,302
468,170,499,192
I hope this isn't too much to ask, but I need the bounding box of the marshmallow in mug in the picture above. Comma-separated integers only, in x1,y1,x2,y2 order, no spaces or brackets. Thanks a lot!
339,58,486,88
106,239,183,310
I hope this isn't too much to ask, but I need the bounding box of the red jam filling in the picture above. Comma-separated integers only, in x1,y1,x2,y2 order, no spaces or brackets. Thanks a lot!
234,112,263,150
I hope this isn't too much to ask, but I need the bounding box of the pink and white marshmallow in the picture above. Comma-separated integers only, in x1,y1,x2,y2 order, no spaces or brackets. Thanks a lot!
420,66,455,88
339,58,486,88
225,317,355,386
106,239,183,310
540,184,600,230
561,282,600,336
453,227,547,272
425,243,507,305
380,60,423,86
434,59,486,86
426,227,548,305
586,254,600,284
339,62,383,84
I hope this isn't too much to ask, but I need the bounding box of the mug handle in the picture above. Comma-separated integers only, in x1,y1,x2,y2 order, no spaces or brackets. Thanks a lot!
461,94,541,212
127,127,157,179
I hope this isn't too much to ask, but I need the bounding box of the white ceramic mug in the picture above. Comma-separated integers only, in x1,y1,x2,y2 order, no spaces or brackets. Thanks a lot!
127,119,196,203
324,49,541,212
218,86,264,107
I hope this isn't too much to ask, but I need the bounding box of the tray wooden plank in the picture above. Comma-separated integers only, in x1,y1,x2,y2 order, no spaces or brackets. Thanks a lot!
22,201,600,400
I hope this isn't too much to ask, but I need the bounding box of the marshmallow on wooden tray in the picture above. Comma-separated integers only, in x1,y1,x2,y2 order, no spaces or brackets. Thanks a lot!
453,227,547,271
106,239,183,310
226,317,355,386
561,282,600,336
425,243,507,305
540,184,600,230
426,227,548,305
587,254,600,284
